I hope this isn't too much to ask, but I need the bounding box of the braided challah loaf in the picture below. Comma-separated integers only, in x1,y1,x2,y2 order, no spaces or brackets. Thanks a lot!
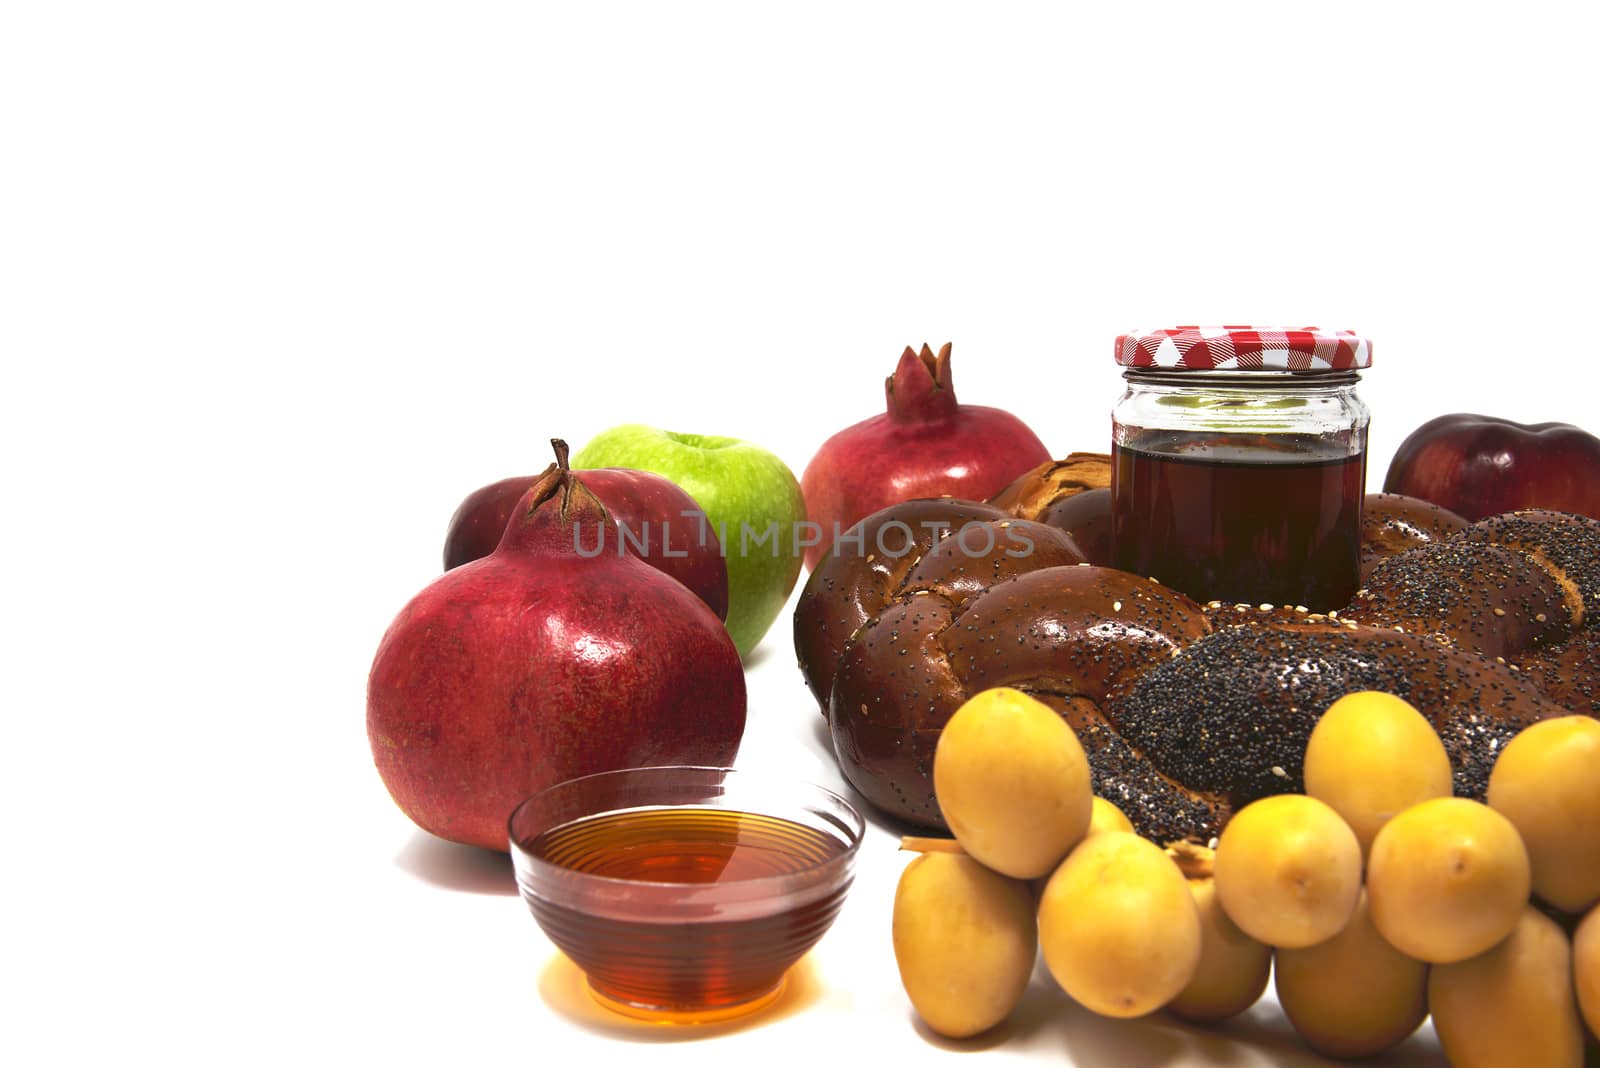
795,490,1600,841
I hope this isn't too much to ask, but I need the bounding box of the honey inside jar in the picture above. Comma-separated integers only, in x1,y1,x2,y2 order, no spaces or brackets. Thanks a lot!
1110,329,1373,612
519,806,853,1021
1113,431,1366,610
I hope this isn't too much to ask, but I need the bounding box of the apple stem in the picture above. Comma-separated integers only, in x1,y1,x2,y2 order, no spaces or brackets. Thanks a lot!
551,438,570,472
885,342,959,424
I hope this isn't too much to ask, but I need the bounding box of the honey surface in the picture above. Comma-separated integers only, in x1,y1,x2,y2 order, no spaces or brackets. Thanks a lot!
527,807,844,883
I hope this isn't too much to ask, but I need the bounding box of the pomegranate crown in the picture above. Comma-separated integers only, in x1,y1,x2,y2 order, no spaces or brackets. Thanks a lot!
886,342,958,423
522,438,610,521
495,439,612,556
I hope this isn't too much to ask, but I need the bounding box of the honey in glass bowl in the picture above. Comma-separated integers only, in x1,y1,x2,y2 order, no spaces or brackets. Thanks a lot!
509,766,863,1023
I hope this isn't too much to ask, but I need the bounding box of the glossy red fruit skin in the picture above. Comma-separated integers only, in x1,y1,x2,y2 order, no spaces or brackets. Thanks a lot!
800,344,1051,570
443,467,728,621
371,450,746,851
1384,415,1600,522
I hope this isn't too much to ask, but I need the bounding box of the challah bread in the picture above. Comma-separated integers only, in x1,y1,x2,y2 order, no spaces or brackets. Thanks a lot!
1359,492,1467,581
1521,628,1600,714
795,499,1028,712
827,565,1207,825
989,452,1115,566
1455,509,1600,619
796,487,1600,839
1342,508,1600,660
1342,541,1579,658
988,452,1111,518
1102,621,1555,841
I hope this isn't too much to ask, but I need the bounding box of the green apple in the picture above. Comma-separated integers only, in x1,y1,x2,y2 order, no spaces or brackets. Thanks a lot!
574,425,807,659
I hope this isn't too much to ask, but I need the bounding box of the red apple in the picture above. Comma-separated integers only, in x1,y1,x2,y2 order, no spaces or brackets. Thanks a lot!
443,466,728,620
370,441,746,851
1384,414,1600,522
799,343,1052,569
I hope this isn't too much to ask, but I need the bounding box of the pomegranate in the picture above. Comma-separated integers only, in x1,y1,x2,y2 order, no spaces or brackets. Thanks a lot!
368,440,746,851
443,467,728,620
799,343,1051,569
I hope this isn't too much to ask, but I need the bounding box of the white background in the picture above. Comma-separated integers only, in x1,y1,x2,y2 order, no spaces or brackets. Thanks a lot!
3,2,1595,1064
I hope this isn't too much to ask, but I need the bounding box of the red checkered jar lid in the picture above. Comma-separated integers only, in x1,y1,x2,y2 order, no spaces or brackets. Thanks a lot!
1115,326,1372,371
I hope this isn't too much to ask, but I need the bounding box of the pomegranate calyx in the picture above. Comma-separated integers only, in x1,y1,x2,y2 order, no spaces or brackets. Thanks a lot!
516,438,576,517
499,439,612,555
515,438,607,522
885,342,959,424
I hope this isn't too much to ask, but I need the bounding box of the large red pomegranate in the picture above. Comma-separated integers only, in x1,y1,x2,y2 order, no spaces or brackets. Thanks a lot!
799,343,1051,569
368,440,747,851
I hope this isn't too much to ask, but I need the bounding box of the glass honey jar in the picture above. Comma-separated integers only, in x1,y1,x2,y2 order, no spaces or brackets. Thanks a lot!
1110,327,1372,612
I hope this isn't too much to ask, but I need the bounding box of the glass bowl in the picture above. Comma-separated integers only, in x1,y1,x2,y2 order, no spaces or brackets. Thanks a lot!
508,766,864,1023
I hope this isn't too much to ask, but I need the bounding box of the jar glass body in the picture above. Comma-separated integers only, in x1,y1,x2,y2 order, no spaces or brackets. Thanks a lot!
1111,370,1370,611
